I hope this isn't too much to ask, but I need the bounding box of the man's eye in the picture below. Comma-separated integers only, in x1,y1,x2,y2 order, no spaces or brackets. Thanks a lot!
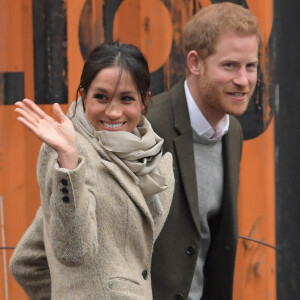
247,63,258,69
224,63,235,68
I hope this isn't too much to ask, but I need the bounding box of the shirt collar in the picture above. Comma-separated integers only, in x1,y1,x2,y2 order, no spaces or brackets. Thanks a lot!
184,79,230,140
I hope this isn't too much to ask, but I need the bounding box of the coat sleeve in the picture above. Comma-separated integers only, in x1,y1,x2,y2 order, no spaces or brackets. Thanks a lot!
37,141,99,267
9,207,51,300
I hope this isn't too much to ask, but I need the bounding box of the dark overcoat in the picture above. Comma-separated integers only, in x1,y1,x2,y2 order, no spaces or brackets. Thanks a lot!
147,80,243,300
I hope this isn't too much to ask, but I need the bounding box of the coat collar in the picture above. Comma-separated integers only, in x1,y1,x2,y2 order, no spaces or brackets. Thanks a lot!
170,80,192,135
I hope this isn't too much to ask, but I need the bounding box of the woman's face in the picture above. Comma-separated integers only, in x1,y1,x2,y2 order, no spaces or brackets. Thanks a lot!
83,67,145,132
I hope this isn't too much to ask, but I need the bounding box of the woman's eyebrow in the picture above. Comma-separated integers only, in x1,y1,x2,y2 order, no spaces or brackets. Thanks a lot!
92,87,108,93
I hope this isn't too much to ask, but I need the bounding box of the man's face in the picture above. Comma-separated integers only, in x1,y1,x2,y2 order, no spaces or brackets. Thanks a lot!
194,31,258,123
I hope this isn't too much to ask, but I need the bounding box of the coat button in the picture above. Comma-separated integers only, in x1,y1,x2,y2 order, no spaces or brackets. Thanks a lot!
62,196,70,203
61,187,68,194
186,245,196,256
174,294,185,300
61,179,68,186
142,270,148,280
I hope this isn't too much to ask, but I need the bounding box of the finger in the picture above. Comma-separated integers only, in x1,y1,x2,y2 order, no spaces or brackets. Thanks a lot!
16,116,41,136
22,99,49,119
52,103,68,123
15,106,40,127
15,102,55,128
15,100,45,123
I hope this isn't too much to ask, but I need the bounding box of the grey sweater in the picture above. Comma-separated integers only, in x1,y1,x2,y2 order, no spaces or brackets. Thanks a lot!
188,131,223,300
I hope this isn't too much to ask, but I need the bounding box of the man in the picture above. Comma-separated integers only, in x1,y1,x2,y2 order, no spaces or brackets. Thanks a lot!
147,3,261,300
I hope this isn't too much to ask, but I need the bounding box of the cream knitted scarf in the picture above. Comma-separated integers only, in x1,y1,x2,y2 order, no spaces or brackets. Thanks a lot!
69,98,167,216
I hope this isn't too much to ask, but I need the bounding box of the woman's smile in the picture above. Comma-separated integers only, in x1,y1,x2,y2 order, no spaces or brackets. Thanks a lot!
101,121,126,130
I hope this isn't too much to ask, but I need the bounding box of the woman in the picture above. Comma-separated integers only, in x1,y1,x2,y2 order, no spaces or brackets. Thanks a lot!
9,42,174,299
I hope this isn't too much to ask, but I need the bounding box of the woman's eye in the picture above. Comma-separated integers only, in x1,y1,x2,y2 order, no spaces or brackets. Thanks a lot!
94,94,107,101
122,96,134,102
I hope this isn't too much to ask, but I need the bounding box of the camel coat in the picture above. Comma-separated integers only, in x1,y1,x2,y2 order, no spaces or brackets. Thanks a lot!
10,118,174,300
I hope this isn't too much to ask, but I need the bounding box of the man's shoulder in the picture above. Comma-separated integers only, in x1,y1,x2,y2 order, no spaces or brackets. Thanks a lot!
146,93,174,131
228,115,243,134
152,80,184,101
147,80,185,118
225,115,244,153
149,90,172,112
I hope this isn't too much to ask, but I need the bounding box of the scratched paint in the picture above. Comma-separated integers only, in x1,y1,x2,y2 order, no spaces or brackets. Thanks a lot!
32,0,68,104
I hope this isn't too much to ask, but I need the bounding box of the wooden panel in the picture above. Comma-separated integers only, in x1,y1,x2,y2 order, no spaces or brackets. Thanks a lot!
32,0,68,104
274,0,300,297
235,119,276,299
0,0,35,298
234,1,276,299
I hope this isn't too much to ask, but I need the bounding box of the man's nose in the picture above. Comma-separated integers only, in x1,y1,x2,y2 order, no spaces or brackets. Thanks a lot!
233,68,249,87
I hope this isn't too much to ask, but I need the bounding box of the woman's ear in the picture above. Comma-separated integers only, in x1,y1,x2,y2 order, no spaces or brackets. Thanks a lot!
79,88,86,108
144,91,151,108
78,88,84,98
146,91,151,103
186,50,202,75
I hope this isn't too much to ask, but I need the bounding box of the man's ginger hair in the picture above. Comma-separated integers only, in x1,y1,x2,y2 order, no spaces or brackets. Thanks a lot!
183,2,261,61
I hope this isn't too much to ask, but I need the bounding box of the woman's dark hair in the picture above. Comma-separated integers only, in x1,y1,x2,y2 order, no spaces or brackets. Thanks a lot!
76,41,150,111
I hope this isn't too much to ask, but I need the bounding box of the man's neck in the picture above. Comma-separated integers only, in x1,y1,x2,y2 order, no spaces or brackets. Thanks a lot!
185,79,229,140
186,77,224,130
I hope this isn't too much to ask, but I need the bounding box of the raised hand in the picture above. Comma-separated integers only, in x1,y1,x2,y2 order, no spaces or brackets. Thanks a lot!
15,99,78,169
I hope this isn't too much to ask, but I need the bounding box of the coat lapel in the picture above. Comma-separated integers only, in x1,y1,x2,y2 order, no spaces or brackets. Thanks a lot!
221,117,242,231
171,81,201,234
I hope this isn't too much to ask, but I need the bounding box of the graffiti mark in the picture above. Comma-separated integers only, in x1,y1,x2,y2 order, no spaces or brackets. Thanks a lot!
0,72,24,105
32,0,68,104
238,216,275,288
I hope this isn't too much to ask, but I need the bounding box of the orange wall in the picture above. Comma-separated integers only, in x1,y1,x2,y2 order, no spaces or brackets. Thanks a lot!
1,0,36,299
0,0,276,299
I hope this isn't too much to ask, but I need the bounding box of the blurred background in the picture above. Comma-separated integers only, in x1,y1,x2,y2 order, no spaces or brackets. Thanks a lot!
0,0,299,299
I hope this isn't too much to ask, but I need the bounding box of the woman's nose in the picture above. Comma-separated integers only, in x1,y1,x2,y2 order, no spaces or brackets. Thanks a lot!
104,100,122,118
